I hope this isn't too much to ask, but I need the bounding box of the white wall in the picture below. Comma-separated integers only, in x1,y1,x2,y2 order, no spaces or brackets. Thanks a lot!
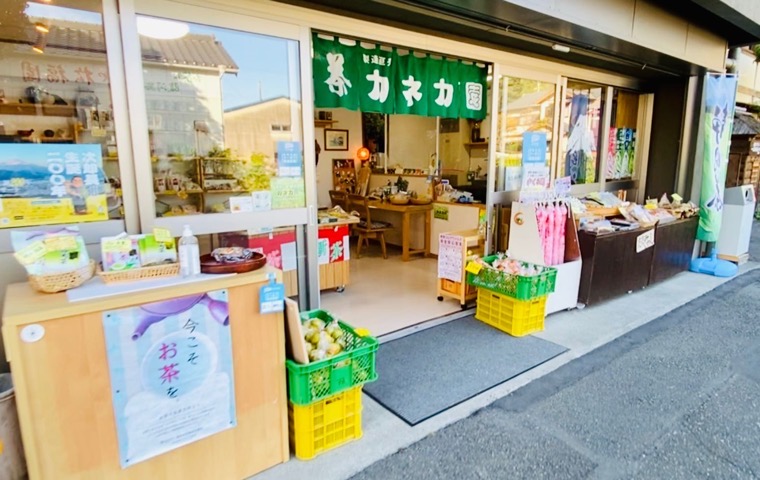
388,115,437,171
505,0,727,71
315,108,362,208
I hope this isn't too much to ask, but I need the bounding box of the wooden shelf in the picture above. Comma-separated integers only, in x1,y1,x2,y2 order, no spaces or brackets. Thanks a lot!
315,119,337,128
204,189,248,194
464,142,489,148
155,190,204,196
0,103,76,117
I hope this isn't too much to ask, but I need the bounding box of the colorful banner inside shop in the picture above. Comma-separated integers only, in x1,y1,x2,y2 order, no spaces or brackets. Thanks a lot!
313,34,488,120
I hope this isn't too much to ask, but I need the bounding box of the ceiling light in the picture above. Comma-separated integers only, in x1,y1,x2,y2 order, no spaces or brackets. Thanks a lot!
136,17,189,40
552,44,570,53
35,23,49,33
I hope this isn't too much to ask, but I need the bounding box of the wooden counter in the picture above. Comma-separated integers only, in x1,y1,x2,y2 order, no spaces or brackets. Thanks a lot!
2,268,288,480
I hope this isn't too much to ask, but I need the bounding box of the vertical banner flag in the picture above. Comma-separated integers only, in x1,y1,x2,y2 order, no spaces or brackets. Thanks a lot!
459,61,487,120
697,74,738,242
394,52,429,116
313,36,359,110
357,45,395,114
313,34,487,120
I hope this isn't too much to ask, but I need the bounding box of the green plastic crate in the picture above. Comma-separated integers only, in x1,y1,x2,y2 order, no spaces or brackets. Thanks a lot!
466,255,557,300
286,310,378,405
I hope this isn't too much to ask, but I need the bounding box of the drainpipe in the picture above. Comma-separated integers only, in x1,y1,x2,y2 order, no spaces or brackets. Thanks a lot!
726,47,741,74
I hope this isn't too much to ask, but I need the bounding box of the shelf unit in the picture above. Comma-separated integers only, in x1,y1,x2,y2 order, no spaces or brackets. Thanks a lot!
314,119,337,128
332,158,357,192
0,103,76,117
153,155,253,216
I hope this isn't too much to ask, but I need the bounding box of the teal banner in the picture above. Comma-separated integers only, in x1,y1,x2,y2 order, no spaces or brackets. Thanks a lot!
458,61,487,120
393,52,428,116
357,45,395,114
697,74,738,242
313,36,359,110
313,34,487,120
426,57,459,118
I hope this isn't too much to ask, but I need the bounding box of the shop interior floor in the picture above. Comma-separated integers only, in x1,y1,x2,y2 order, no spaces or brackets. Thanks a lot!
320,249,462,336
363,315,566,425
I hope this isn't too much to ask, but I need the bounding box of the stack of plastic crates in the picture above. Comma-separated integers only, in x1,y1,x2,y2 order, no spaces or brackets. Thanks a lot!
285,310,378,460
467,255,557,337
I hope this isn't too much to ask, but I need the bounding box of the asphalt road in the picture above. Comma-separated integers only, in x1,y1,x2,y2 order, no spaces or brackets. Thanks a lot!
352,221,760,480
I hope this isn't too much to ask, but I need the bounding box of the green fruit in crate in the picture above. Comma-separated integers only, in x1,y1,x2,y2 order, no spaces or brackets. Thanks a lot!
309,349,327,362
310,370,328,385
326,343,343,357
354,369,369,382
308,319,326,331
336,337,347,350
306,332,321,346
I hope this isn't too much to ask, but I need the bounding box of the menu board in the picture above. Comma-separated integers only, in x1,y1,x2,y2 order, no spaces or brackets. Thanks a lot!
438,233,464,282
0,144,108,228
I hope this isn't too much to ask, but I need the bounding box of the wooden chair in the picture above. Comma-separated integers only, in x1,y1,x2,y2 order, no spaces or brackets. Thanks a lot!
348,194,391,259
329,190,348,211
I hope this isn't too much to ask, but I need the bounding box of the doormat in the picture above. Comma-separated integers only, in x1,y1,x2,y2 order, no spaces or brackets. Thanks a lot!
363,315,567,425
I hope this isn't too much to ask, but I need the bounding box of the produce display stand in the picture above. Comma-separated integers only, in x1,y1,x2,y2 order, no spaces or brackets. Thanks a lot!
649,217,698,284
284,308,378,460
1,268,288,480
507,201,582,315
219,217,357,295
577,226,656,306
436,229,483,309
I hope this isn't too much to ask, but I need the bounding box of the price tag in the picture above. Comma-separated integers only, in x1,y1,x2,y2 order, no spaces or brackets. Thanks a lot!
14,241,48,265
260,274,285,313
43,235,78,252
102,238,132,252
465,261,483,275
153,228,172,243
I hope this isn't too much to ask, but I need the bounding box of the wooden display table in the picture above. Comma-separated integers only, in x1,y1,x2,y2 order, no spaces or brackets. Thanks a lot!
577,227,656,306
367,200,433,261
649,217,698,284
2,268,288,480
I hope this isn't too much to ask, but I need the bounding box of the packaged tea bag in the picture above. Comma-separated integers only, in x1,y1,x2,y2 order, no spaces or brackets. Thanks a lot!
101,233,141,272
12,227,89,276
137,234,177,266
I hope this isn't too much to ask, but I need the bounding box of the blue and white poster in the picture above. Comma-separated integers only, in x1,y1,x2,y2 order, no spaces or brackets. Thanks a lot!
522,131,550,191
276,140,302,177
102,289,236,468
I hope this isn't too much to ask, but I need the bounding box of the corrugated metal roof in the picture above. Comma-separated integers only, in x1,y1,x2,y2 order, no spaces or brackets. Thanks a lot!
11,23,239,72
733,112,760,136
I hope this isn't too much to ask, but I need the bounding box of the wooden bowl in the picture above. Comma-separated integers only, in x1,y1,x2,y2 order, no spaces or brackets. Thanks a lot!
200,252,266,274
389,196,410,205
410,197,432,205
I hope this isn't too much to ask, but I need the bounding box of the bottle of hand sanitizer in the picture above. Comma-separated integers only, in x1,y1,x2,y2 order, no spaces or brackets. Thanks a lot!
179,225,200,277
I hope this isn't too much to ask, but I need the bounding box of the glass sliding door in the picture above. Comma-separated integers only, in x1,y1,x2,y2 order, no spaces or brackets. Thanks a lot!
558,80,605,187
122,0,319,307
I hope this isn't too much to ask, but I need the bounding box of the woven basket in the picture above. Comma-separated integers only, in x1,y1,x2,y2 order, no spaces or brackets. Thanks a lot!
97,262,180,284
28,260,95,293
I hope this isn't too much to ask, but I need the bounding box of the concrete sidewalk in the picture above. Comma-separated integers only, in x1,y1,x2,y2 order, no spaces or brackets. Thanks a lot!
352,266,760,479
254,222,760,480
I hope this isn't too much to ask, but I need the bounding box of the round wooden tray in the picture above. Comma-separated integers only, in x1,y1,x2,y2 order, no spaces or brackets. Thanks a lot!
410,198,432,205
389,197,410,205
200,252,267,274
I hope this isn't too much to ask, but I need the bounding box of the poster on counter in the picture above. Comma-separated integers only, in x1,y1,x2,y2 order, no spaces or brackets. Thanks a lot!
438,233,463,282
102,289,236,468
0,144,108,228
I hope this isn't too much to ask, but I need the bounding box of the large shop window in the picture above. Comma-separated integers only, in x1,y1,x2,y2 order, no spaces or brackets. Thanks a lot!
137,16,304,216
494,76,556,192
0,1,122,228
560,80,605,185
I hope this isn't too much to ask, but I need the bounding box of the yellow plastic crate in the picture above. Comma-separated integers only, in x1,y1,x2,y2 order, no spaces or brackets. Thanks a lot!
288,386,363,460
475,288,547,337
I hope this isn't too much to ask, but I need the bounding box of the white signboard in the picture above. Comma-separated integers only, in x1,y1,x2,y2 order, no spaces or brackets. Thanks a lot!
438,233,464,282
